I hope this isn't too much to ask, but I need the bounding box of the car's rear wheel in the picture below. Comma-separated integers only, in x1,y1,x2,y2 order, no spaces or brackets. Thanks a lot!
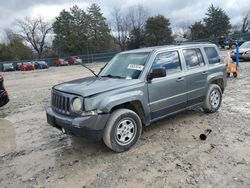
203,84,222,113
103,108,142,152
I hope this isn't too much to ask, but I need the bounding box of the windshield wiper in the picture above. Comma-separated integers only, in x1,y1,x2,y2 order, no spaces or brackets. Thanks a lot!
101,74,124,79
81,64,99,78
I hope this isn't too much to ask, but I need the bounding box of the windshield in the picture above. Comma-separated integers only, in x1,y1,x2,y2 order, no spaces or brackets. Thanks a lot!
99,52,150,79
240,42,250,48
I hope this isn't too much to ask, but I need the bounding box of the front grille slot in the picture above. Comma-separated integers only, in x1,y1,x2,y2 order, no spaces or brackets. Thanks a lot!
51,91,71,115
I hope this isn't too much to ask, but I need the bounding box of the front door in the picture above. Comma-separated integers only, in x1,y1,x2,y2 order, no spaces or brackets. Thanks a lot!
148,50,187,120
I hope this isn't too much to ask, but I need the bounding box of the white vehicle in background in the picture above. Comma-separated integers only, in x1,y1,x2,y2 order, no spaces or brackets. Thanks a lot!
231,41,250,61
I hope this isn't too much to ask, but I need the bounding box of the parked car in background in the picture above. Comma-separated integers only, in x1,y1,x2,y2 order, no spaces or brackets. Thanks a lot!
20,62,35,71
231,38,246,48
218,36,245,49
34,61,49,69
68,56,82,65
55,59,69,66
231,41,250,61
16,62,22,71
0,74,9,107
2,63,15,72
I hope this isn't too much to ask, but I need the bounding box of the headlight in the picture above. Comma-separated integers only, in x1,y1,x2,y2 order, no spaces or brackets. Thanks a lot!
72,97,82,112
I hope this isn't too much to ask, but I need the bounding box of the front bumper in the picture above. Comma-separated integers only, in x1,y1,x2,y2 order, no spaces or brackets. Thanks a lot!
46,106,110,141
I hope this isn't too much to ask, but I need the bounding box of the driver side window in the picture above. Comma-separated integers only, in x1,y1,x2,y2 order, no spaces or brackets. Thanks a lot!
152,51,182,74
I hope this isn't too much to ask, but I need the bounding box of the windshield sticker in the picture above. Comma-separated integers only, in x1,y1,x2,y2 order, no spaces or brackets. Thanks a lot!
127,64,144,71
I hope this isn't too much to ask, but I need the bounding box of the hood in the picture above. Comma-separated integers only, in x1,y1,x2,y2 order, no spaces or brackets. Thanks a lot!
54,76,143,97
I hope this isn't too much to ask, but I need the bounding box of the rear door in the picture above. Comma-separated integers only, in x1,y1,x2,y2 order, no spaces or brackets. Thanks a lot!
148,50,188,120
182,48,208,106
204,46,223,73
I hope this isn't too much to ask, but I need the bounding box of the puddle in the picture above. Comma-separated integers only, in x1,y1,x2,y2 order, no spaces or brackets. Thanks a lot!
0,118,16,156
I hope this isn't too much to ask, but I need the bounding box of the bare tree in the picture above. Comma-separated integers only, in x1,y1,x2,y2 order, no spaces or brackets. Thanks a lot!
126,5,149,48
15,16,52,57
175,22,191,39
128,5,149,31
111,7,131,50
242,11,250,33
4,29,20,44
111,5,149,50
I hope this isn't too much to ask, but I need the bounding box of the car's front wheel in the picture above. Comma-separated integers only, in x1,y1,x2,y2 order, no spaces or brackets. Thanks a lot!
103,108,142,152
203,84,222,113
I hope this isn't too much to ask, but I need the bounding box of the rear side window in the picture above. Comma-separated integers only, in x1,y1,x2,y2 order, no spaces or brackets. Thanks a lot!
204,47,220,64
183,49,205,69
153,51,182,74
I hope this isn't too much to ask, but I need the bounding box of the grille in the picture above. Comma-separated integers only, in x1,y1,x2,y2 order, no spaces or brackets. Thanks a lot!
51,91,71,115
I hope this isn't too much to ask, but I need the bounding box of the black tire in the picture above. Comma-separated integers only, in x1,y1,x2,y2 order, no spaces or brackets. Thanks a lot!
233,72,237,78
203,84,222,113
226,72,230,78
231,44,236,49
103,108,142,152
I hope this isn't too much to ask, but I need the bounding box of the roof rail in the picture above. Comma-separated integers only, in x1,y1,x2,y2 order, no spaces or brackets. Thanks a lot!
177,41,212,45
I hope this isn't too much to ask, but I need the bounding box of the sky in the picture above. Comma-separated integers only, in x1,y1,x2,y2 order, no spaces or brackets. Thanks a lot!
0,0,249,41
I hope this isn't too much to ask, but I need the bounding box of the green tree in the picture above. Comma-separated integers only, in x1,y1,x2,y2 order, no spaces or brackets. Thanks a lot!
241,10,250,33
53,8,80,56
145,15,173,46
9,39,33,60
0,44,12,61
190,21,208,40
53,4,112,56
0,30,33,61
127,27,146,49
87,4,112,52
203,4,231,37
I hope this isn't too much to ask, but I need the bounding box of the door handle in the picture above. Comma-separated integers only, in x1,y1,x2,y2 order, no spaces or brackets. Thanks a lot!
176,77,184,82
202,71,208,75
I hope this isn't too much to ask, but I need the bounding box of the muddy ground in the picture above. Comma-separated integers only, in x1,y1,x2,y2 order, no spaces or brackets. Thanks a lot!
0,52,250,188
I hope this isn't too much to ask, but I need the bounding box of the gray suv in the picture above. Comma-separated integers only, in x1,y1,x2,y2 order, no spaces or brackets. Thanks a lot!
46,43,226,152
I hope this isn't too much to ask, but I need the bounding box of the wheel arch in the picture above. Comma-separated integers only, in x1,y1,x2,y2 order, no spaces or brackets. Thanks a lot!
211,78,225,93
110,100,148,126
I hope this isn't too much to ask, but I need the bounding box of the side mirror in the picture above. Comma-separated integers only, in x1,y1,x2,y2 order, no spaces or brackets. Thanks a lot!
147,67,166,80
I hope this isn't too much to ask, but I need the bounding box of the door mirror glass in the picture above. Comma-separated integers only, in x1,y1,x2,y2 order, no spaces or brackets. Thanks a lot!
148,67,166,80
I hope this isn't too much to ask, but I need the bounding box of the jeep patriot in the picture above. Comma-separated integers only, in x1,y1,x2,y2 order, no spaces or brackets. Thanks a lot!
46,43,227,152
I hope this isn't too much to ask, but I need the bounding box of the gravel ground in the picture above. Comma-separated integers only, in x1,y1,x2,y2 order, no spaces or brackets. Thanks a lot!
0,52,250,188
